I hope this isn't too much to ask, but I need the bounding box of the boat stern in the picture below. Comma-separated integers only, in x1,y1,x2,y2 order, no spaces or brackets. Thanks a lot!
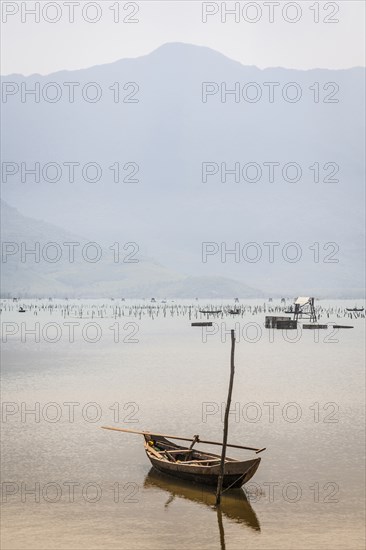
241,457,261,485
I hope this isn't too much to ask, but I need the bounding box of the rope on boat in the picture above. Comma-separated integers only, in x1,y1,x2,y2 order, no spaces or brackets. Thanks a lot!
220,472,247,495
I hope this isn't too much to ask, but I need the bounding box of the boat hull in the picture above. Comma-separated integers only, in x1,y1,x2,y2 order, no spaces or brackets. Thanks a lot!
148,456,260,488
144,436,261,488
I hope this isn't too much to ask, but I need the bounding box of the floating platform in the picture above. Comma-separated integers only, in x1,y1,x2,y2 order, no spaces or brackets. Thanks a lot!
265,316,289,328
265,316,297,329
276,319,298,330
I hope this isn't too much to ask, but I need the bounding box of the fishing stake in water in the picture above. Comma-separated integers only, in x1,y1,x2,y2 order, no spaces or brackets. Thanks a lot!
216,329,235,506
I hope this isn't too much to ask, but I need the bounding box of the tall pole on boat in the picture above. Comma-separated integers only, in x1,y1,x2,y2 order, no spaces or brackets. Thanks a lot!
216,329,236,506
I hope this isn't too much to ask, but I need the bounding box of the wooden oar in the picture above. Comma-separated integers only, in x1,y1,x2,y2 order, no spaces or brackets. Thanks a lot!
101,426,266,454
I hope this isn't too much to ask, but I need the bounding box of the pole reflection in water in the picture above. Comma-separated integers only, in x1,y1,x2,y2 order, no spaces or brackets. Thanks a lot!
217,507,226,550
144,468,261,535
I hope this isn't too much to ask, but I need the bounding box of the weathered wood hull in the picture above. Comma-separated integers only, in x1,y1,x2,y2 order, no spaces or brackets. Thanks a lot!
144,436,261,488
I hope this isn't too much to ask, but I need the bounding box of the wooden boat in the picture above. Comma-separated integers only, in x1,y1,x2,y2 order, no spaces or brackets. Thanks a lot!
143,435,260,488
228,309,240,315
199,309,222,315
102,330,265,501
102,427,263,489
346,307,364,312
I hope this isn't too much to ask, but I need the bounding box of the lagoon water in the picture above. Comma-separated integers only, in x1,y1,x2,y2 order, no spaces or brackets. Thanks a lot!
1,299,365,550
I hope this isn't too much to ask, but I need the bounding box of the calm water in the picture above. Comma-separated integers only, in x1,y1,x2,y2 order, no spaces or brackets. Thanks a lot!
1,299,365,550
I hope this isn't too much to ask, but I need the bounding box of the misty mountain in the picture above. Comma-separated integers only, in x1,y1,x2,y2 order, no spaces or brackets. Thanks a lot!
0,201,262,298
1,43,365,296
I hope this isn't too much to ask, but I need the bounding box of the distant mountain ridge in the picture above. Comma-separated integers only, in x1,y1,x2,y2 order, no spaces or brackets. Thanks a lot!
0,201,262,298
1,43,365,297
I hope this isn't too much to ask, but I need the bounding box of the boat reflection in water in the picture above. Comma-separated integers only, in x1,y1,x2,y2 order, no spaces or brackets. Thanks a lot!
144,468,261,533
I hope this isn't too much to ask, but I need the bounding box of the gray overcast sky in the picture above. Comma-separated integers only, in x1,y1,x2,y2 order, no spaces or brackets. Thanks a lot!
1,1,365,75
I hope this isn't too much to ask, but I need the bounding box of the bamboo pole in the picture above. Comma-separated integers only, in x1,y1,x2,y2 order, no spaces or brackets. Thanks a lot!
216,329,236,505
101,426,265,453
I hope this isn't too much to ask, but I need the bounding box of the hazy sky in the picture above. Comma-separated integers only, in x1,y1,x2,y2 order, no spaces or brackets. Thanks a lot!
1,1,365,75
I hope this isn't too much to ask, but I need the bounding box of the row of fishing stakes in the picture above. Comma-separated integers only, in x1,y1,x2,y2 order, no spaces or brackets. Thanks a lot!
1,301,362,320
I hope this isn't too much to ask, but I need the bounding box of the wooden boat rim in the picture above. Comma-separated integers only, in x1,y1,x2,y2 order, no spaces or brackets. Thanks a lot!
143,436,259,470
101,426,266,454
